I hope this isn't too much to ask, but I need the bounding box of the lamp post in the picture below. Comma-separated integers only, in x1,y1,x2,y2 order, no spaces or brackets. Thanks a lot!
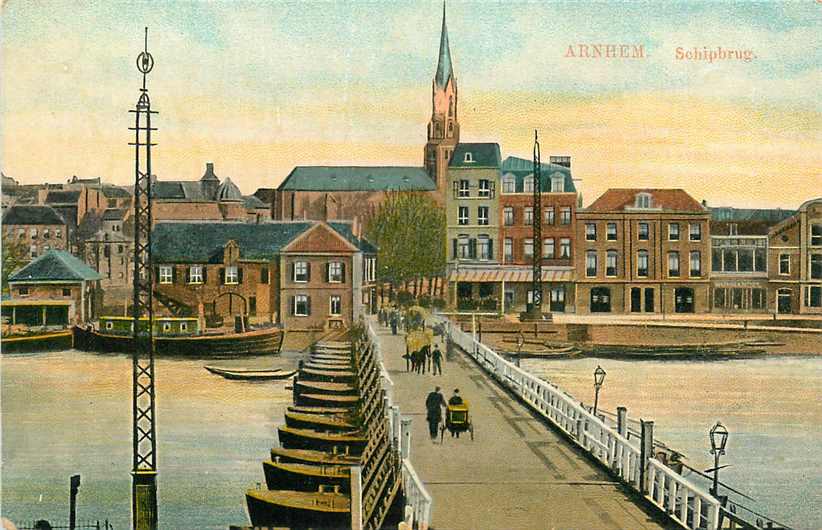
592,365,606,416
709,421,729,497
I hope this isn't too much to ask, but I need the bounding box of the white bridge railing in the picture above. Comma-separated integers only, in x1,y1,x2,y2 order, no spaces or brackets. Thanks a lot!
434,314,722,530
365,320,432,530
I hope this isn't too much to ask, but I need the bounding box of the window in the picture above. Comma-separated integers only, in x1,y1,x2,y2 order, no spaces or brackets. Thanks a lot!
503,207,514,226
62,288,71,296
162,322,172,332
18,287,29,296
478,179,491,198
330,295,342,315
560,207,571,225
635,193,652,208
327,262,343,283
504,238,513,261
729,224,738,236
225,265,239,284
464,152,473,163
188,265,203,284
551,174,564,192
159,265,173,284
544,207,555,224
457,236,471,259
668,252,680,277
543,238,555,259
637,250,649,277
293,295,310,316
477,236,492,260
607,223,617,241
30,245,37,258
17,229,25,239
523,176,534,193
56,229,62,239
779,254,790,275
458,180,470,198
261,266,270,284
502,175,515,193
181,322,188,332
294,261,309,282
43,228,50,239
638,222,649,240
690,251,701,277
104,246,110,258
478,206,489,226
812,224,822,246
668,223,680,241
524,207,533,226
752,289,766,310
689,223,702,241
811,254,822,280
30,228,38,239
458,206,469,225
806,286,822,308
367,257,376,282
586,251,597,277
585,223,597,241
559,238,571,259
105,321,113,330
118,245,124,254
523,238,534,258
606,250,618,277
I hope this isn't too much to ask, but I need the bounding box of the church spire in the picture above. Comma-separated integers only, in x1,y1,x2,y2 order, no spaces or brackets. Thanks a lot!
435,2,453,89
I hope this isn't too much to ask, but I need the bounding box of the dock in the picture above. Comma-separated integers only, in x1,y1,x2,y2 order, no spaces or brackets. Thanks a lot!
371,319,673,530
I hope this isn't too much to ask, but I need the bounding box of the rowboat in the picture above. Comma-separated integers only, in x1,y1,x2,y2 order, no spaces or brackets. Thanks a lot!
284,411,356,432
277,425,367,454
299,367,356,383
270,447,360,466
1,330,73,353
204,366,297,380
246,487,350,529
263,460,351,492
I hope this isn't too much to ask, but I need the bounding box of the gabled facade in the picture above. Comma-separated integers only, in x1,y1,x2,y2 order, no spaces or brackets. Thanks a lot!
576,189,711,314
2,205,68,261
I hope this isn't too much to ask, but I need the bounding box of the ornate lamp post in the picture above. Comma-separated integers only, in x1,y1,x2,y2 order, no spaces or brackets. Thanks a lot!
592,365,606,416
709,421,729,497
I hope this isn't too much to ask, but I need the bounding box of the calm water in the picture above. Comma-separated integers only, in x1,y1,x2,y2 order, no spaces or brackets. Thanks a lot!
1,350,299,529
520,356,822,530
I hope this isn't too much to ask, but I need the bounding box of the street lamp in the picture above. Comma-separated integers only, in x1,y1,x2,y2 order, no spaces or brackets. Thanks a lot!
709,421,729,497
592,365,606,416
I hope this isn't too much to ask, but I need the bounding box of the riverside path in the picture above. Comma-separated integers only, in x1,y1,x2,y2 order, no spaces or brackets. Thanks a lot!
372,319,671,530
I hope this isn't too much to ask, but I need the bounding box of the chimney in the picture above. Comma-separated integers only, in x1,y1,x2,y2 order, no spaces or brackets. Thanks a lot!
206,162,214,173
549,155,571,169
352,216,361,239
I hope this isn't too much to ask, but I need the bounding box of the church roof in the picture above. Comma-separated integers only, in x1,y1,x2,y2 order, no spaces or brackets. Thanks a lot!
279,166,436,192
449,143,501,169
9,250,101,283
435,4,453,88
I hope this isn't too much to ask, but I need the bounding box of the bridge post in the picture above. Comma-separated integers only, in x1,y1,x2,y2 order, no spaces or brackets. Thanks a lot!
617,407,628,437
640,420,654,495
350,466,363,530
401,417,413,459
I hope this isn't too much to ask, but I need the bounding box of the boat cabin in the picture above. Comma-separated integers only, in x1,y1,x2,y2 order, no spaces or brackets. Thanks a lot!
99,316,200,336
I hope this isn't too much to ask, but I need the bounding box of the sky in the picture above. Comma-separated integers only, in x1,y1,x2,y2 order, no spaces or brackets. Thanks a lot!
1,0,820,208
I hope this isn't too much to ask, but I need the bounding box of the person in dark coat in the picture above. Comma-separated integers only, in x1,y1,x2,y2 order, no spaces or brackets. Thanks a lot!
448,388,464,405
390,310,398,335
431,345,443,375
420,345,429,374
425,386,446,440
414,349,424,374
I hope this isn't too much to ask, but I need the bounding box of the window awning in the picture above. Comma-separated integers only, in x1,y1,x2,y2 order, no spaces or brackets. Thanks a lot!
449,268,574,283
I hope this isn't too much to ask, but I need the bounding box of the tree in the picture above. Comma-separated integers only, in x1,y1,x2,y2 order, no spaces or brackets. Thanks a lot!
364,192,446,299
2,232,29,292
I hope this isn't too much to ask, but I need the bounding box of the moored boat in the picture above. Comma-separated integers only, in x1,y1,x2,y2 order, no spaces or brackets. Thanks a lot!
295,380,357,396
296,392,360,408
287,405,354,415
284,411,356,432
204,366,297,380
299,367,356,383
262,460,351,492
1,329,73,354
246,487,350,529
270,447,359,467
277,425,367,454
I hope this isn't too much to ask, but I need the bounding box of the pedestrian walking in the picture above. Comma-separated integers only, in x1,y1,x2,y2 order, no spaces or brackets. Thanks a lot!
390,310,398,335
425,386,446,441
414,349,424,374
432,345,443,375
425,345,432,373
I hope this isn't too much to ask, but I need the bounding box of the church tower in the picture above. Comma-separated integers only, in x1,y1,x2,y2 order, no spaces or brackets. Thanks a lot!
424,4,459,199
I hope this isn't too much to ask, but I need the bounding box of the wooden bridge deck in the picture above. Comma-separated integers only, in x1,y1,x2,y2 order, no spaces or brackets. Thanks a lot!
374,321,672,530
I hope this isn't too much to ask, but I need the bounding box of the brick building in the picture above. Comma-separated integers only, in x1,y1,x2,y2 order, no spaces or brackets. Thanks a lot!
767,197,822,314
2,205,68,260
575,189,710,314
151,221,376,330
6,250,102,326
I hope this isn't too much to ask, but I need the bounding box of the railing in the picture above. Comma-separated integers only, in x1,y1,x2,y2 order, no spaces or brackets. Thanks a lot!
362,320,433,530
432,313,723,530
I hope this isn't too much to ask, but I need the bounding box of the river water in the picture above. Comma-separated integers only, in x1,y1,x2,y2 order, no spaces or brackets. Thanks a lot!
1,350,300,530
3,351,821,529
520,356,822,530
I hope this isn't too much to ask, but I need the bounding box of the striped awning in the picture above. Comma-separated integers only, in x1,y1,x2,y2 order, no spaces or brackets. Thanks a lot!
449,268,574,283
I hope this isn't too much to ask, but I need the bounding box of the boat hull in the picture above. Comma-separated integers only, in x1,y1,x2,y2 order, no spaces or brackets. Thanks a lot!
263,460,350,492
296,392,360,408
246,489,349,529
284,411,355,432
1,330,73,354
72,326,283,357
270,447,359,466
277,426,367,454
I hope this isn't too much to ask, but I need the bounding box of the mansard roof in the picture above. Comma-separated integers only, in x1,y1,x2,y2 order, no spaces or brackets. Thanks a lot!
9,250,101,282
278,166,435,192
2,205,66,225
449,143,501,169
501,156,577,193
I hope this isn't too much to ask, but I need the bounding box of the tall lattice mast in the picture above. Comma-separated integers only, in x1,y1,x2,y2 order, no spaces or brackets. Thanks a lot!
129,26,159,530
531,130,543,314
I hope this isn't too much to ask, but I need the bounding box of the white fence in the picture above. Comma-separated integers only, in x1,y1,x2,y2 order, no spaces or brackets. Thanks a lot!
435,315,722,530
366,321,432,530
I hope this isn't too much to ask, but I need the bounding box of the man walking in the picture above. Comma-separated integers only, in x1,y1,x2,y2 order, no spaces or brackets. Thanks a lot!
431,344,443,375
425,386,446,441
390,310,398,335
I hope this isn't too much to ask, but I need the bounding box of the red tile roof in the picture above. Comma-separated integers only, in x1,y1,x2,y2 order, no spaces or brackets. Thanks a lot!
585,189,706,213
